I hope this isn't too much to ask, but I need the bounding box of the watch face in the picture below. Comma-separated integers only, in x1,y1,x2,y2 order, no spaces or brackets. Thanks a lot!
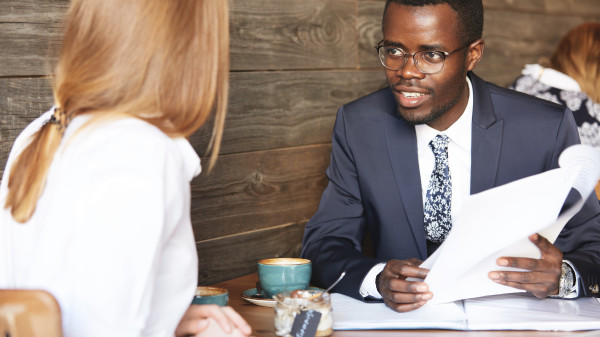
560,262,577,298
564,265,575,288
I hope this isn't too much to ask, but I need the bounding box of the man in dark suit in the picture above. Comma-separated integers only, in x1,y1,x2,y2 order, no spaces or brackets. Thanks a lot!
301,0,600,313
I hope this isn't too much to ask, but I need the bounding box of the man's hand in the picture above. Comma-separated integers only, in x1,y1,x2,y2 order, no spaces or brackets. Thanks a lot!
488,233,563,298
377,258,432,312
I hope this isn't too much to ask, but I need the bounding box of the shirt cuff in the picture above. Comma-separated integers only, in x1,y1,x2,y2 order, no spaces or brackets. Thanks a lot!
359,263,386,299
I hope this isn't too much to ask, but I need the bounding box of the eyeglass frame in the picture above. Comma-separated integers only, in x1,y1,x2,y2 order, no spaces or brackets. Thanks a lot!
374,40,469,74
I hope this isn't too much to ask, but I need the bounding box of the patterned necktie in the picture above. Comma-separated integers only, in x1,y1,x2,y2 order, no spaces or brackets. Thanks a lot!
424,134,452,243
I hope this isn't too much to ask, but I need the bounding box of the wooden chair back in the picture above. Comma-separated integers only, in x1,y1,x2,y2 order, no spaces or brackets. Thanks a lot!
0,289,63,337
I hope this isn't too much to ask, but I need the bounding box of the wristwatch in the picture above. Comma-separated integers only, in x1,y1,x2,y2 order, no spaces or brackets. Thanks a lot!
556,261,578,298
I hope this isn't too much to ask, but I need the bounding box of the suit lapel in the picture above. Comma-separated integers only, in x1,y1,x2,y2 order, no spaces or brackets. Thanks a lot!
469,73,503,194
385,111,428,259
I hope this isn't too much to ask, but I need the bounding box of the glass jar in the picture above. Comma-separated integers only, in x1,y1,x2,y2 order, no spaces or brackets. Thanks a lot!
274,290,333,337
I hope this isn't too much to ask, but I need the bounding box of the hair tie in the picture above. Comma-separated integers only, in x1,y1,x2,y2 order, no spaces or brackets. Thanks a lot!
45,114,60,126
44,106,70,133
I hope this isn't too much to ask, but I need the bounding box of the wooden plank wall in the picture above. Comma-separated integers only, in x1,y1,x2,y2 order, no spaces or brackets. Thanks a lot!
1,0,599,285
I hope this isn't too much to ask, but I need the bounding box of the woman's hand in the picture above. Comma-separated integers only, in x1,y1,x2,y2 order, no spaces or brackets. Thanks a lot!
175,304,252,337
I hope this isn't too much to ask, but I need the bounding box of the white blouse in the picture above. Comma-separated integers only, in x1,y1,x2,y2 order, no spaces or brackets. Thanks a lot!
0,108,201,337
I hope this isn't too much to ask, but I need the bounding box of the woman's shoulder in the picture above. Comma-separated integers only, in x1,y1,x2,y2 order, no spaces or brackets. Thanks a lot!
62,115,201,179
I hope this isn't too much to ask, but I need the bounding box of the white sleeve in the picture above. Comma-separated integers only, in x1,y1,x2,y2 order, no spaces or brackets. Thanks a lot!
359,263,386,299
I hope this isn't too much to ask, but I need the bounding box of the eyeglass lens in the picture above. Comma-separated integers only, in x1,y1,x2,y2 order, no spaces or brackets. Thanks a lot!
378,47,446,74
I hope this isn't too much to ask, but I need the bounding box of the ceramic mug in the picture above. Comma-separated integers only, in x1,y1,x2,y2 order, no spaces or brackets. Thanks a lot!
257,258,312,298
192,286,229,306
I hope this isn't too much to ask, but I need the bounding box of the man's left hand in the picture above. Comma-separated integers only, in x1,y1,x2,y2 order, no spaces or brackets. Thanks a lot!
488,233,562,298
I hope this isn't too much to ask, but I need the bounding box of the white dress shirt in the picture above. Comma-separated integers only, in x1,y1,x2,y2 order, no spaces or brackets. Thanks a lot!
0,108,200,337
360,78,474,298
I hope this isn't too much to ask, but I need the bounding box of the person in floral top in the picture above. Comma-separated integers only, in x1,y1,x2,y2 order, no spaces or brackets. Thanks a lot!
510,23,600,149
510,22,600,198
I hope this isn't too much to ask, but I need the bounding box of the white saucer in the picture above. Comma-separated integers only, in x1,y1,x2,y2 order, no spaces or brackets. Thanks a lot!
241,288,275,307
241,287,325,308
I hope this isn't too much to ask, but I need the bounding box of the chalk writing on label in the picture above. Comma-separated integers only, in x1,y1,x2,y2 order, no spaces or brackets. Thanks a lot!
290,309,322,337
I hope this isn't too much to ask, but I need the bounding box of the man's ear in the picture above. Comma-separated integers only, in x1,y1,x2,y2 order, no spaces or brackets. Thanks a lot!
466,39,485,71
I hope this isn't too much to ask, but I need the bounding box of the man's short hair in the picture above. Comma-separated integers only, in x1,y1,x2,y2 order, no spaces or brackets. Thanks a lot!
383,0,484,47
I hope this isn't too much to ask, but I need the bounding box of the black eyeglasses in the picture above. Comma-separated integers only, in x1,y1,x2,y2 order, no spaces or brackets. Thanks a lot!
375,41,468,74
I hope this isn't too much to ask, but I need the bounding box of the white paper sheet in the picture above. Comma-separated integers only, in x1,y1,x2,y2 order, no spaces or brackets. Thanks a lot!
332,293,467,330
332,292,600,331
465,293,600,331
422,144,600,305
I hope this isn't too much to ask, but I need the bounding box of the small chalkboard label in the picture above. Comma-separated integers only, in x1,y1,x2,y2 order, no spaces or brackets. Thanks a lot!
290,309,322,337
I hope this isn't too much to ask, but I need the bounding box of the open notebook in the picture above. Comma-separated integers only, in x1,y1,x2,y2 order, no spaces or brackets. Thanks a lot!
332,293,600,331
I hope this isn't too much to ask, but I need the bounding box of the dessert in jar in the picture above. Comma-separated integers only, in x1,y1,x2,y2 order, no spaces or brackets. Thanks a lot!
274,289,333,337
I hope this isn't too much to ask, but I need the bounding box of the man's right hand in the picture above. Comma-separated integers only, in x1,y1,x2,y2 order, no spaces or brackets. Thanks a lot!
377,258,432,312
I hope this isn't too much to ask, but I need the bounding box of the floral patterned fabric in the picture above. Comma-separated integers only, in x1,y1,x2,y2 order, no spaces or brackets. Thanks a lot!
424,134,452,243
510,74,600,149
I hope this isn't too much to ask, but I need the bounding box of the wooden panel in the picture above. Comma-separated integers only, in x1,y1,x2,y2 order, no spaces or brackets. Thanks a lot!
190,70,387,156
358,0,385,68
197,221,306,285
230,0,357,71
478,9,586,86
0,71,385,177
544,0,600,17
483,0,600,18
0,77,54,175
1,0,362,75
0,0,68,22
191,144,331,242
0,1,66,76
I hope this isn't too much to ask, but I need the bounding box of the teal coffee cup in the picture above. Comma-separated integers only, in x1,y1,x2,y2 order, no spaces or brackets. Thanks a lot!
257,258,312,298
192,286,229,306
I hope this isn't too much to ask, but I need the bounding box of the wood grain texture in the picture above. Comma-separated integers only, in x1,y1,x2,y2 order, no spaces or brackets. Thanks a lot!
0,0,68,22
478,9,588,86
190,70,387,156
0,1,66,76
0,71,386,176
230,0,358,71
0,23,61,77
484,0,600,18
0,77,54,175
358,0,385,68
197,221,306,285
191,144,331,242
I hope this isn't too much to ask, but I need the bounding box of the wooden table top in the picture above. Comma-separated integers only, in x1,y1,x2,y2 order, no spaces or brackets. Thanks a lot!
212,273,592,337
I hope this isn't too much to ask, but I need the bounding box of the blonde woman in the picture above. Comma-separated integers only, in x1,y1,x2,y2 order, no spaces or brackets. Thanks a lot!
510,22,600,198
0,0,250,336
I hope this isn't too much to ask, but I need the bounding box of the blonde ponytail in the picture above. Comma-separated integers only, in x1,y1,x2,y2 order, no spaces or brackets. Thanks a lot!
5,108,67,222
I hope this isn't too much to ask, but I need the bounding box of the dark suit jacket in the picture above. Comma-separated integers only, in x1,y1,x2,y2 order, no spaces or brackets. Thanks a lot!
301,72,600,300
